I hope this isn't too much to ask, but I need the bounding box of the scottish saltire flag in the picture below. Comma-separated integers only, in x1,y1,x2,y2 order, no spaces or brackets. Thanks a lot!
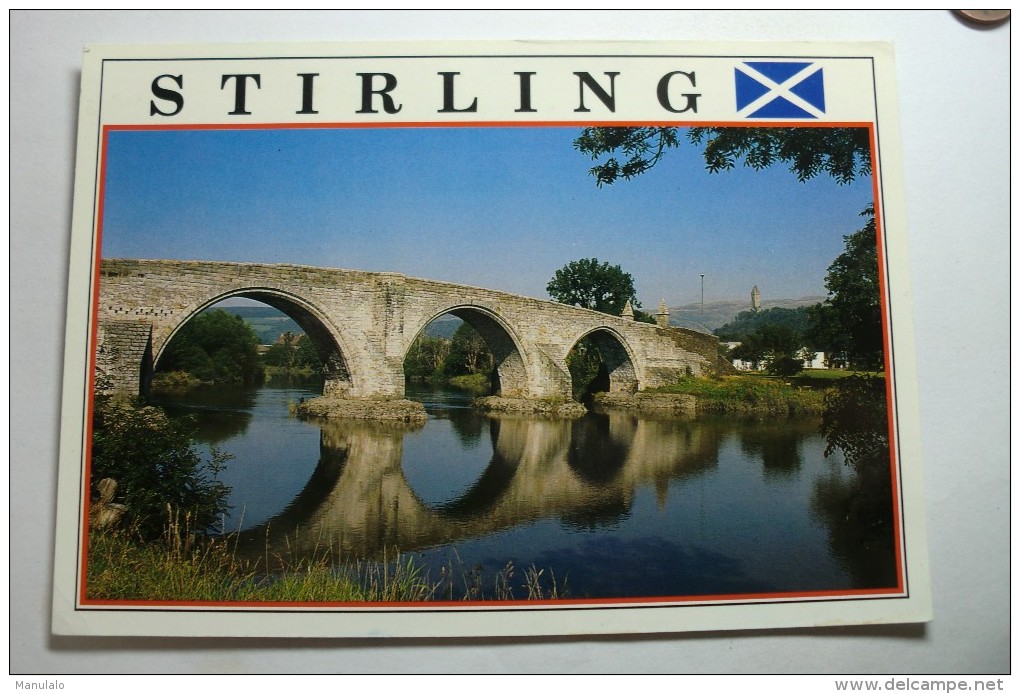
735,62,825,118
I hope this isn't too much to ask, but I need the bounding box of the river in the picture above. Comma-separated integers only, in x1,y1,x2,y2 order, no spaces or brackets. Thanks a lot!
152,381,897,601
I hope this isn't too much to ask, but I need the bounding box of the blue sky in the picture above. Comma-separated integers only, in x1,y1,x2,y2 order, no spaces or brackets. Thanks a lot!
101,126,873,307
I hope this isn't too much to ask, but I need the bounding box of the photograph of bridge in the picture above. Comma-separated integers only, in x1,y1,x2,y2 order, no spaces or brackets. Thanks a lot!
84,122,900,616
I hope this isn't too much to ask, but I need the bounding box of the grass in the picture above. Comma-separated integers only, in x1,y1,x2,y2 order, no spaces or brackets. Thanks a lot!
647,374,826,415
149,370,204,392
86,521,439,603
788,369,884,389
447,372,491,394
86,524,568,603
264,365,320,379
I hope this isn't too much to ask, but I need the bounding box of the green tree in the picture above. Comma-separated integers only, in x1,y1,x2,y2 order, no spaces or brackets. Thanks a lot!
566,337,609,401
731,323,802,373
158,309,264,385
547,258,639,316
403,334,450,384
574,126,871,187
444,323,494,377
808,206,883,369
632,308,657,325
767,355,805,378
574,126,882,370
293,334,322,371
714,306,814,342
90,389,231,540
263,331,298,368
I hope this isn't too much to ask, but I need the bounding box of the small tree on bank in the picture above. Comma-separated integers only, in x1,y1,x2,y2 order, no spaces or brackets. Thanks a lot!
731,323,803,375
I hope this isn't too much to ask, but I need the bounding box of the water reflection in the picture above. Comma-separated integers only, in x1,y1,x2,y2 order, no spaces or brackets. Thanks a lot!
158,382,899,597
812,375,898,588
235,411,723,567
737,420,812,479
153,385,257,444
812,471,897,588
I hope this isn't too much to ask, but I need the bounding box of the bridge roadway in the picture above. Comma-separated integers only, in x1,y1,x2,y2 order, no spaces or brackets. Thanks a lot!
95,258,718,399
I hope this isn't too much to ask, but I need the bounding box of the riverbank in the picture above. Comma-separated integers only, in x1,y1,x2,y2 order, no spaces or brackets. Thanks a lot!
469,374,827,419
86,528,439,602
86,528,567,603
151,367,324,395
635,375,827,416
406,372,491,395
150,370,206,393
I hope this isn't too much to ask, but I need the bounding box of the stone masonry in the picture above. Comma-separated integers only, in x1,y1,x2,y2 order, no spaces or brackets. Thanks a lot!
96,258,719,398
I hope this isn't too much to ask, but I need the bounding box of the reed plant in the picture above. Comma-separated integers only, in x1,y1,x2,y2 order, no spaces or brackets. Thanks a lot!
440,552,568,602
87,516,567,603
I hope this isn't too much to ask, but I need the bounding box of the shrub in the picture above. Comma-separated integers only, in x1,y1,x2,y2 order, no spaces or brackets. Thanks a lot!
90,391,231,540
767,355,805,377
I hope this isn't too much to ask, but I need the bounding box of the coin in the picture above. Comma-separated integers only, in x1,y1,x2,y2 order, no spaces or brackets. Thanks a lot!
954,10,1011,25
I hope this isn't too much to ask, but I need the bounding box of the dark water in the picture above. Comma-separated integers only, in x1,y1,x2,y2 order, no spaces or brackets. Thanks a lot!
153,382,897,600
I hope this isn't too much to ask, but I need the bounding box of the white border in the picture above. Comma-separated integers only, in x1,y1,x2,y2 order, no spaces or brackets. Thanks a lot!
54,38,930,639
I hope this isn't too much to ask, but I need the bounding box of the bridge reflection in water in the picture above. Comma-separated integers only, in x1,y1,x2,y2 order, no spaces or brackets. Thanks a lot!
232,411,722,567
150,379,901,596
154,382,897,598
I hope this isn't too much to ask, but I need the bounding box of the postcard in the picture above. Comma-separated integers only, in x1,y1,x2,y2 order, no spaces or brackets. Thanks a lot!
52,40,930,637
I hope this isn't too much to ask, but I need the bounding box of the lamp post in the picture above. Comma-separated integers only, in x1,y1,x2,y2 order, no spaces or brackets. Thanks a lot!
700,274,705,315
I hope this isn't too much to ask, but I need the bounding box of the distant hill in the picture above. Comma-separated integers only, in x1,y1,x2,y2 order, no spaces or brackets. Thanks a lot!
422,315,463,339
668,296,825,334
214,305,303,345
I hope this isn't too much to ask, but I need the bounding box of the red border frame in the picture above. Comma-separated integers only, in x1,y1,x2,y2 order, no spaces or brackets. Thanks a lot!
78,120,907,611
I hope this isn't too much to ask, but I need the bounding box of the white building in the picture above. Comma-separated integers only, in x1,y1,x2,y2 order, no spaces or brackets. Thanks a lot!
725,341,829,371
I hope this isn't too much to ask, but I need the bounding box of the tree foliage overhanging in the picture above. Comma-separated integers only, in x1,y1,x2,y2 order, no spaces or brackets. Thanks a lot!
573,126,872,187
575,126,882,370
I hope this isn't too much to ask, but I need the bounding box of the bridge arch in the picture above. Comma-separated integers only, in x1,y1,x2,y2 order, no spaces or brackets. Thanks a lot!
155,287,356,397
97,259,718,399
567,327,640,396
405,304,531,397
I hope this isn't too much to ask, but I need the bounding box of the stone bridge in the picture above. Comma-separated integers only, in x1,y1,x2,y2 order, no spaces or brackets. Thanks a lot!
95,258,718,399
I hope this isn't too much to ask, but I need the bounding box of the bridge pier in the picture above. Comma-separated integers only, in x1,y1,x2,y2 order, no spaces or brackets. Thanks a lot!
96,320,155,397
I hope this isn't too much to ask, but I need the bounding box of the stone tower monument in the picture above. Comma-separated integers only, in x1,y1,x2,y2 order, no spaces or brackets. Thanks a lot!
751,285,762,313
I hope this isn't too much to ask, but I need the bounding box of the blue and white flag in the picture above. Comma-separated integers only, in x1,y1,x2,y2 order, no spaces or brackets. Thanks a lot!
735,61,826,118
